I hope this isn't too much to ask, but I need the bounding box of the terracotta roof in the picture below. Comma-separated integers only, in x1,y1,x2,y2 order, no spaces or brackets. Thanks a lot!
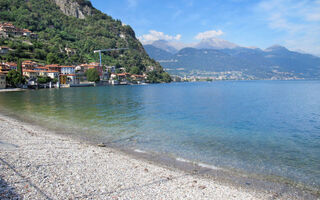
5,62,17,66
46,64,60,67
23,70,38,73
47,70,59,73
117,73,130,76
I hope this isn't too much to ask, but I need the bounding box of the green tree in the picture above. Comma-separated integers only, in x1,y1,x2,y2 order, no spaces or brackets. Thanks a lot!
129,66,140,75
46,53,58,64
37,76,52,84
6,70,24,87
161,72,172,83
85,68,100,82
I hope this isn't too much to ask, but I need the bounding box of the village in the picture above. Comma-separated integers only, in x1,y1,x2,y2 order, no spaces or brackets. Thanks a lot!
0,60,148,89
0,22,150,89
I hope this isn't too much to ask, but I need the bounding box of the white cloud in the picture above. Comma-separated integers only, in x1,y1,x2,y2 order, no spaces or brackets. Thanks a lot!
127,0,138,8
138,30,182,44
257,0,320,56
195,30,224,40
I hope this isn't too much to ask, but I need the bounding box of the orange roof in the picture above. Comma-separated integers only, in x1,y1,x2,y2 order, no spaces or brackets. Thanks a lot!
23,70,38,73
117,73,130,76
5,62,17,66
47,70,59,73
0,46,9,49
46,64,60,67
23,29,31,33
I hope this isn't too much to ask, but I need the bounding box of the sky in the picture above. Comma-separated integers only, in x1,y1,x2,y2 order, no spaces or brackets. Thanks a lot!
90,0,320,56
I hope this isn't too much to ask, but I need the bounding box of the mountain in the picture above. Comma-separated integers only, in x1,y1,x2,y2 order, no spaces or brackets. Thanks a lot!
144,44,320,79
147,38,238,54
150,40,179,54
0,0,171,82
193,38,238,49
144,45,174,60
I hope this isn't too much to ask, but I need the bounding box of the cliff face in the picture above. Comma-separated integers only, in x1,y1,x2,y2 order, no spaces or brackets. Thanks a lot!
53,0,93,19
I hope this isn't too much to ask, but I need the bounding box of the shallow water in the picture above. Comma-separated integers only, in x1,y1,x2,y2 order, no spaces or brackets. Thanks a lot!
0,81,319,189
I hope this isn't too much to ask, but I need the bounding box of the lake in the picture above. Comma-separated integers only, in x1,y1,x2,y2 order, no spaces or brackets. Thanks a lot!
0,81,319,191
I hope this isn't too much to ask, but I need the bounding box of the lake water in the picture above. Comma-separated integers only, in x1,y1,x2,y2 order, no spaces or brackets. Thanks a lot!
0,81,319,191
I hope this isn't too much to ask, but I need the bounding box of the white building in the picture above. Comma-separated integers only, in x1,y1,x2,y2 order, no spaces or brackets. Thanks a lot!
60,66,75,75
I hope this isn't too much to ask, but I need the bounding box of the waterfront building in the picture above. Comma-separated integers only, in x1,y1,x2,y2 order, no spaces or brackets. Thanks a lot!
23,70,38,79
60,66,75,75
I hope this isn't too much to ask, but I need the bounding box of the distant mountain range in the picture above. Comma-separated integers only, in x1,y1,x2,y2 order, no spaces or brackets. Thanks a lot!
144,40,320,80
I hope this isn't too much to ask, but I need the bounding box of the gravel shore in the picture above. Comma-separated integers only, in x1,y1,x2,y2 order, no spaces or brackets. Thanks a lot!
0,114,285,199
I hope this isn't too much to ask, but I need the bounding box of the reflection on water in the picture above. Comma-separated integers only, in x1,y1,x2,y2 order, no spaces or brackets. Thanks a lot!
0,81,319,189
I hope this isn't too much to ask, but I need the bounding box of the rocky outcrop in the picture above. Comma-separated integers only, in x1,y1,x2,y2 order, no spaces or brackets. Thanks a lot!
53,0,93,19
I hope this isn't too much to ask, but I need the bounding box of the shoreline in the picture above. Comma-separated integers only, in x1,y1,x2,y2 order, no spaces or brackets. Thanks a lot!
0,114,318,199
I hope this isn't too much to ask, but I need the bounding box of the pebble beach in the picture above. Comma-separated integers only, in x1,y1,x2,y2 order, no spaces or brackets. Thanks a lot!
0,113,315,199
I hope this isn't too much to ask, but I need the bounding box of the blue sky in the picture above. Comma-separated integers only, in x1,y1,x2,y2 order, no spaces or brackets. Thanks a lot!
91,0,320,56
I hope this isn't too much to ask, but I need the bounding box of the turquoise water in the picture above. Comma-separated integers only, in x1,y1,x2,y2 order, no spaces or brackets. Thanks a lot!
0,81,319,190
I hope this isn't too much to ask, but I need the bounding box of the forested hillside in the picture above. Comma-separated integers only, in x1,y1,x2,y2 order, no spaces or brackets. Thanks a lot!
0,0,171,82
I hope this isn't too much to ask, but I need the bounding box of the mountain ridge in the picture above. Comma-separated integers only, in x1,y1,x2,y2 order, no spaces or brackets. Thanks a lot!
144,44,320,79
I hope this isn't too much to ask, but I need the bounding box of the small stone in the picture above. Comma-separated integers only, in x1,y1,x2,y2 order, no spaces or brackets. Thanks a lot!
199,185,206,190
193,180,197,183
144,168,149,172
97,143,106,147
245,182,251,186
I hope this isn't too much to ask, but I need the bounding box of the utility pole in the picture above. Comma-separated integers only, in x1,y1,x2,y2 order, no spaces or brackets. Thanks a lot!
93,48,129,67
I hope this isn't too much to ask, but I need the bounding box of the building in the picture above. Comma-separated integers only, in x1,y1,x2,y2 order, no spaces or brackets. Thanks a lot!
0,73,6,89
47,71,59,79
5,62,17,70
60,66,75,75
23,70,38,79
22,60,38,70
131,74,146,84
46,64,61,73
106,66,116,73
0,46,9,54
0,22,37,38
0,63,10,72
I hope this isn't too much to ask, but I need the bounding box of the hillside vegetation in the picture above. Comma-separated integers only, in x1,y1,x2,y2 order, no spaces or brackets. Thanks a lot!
0,0,171,82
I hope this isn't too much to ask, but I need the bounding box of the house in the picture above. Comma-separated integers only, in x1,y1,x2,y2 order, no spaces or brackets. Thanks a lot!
23,70,38,79
0,23,17,37
0,22,37,38
106,66,116,73
22,60,38,70
5,62,17,70
47,71,59,79
0,46,9,54
117,73,130,81
46,64,61,73
37,70,59,79
0,73,6,89
22,29,31,37
0,63,10,72
131,74,146,84
60,66,75,75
